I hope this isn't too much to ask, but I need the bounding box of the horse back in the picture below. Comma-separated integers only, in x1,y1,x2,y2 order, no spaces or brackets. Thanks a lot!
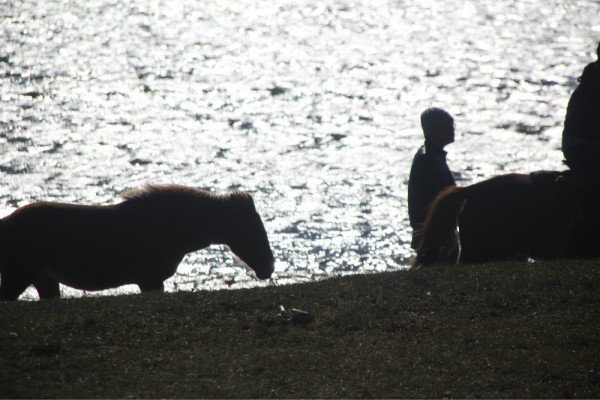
414,173,539,267
463,173,536,209
529,170,580,215
458,173,564,263
1,202,130,265
3,201,119,238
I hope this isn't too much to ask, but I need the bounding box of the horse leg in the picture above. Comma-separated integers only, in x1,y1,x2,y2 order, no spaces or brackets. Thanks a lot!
0,269,34,301
33,272,61,299
137,256,183,293
138,280,164,293
561,204,600,258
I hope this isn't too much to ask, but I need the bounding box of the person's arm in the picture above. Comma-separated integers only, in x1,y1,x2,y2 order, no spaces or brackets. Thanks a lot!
409,155,442,230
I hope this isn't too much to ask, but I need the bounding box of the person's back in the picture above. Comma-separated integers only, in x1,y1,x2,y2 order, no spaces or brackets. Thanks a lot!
562,41,600,183
408,107,456,250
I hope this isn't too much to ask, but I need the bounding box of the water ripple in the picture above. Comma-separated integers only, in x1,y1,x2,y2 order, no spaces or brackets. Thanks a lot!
0,0,598,299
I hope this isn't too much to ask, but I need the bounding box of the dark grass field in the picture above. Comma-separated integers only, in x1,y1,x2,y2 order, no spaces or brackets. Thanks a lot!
1,259,600,398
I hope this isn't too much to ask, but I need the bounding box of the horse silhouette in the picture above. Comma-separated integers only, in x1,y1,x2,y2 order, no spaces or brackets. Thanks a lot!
412,171,600,268
0,184,274,300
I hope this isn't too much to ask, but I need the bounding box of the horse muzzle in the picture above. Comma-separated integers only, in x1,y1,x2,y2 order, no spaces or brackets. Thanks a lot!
254,260,274,280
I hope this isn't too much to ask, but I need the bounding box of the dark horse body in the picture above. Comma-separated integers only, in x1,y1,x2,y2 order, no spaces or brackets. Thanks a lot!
0,185,274,300
413,171,600,268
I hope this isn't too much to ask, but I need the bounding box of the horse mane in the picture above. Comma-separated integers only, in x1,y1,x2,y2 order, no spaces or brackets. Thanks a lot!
121,184,255,209
226,190,255,208
121,184,209,202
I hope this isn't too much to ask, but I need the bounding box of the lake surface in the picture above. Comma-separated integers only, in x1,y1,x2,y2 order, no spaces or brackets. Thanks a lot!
1,0,599,299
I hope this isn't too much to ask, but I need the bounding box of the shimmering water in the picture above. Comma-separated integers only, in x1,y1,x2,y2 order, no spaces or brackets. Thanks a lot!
1,0,599,299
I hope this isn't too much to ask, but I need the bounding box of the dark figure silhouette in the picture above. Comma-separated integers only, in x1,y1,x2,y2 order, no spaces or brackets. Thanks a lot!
408,107,456,256
0,184,274,300
562,41,600,183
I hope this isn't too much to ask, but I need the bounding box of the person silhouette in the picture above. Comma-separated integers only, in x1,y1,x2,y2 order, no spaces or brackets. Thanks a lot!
562,41,600,184
408,107,456,254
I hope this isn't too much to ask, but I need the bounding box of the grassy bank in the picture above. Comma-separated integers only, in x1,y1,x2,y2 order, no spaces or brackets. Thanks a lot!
1,259,600,398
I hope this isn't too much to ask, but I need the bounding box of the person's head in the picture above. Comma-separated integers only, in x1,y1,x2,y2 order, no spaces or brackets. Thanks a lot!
421,107,455,147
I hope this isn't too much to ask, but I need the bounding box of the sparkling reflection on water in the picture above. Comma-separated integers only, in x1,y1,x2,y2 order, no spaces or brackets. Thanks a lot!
1,0,599,299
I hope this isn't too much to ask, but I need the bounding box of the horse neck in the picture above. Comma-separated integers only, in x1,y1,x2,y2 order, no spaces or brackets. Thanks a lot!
185,198,232,251
209,193,253,250
142,192,246,253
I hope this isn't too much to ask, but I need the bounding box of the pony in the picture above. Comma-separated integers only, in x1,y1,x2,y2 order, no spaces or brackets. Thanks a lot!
0,184,274,300
412,171,600,268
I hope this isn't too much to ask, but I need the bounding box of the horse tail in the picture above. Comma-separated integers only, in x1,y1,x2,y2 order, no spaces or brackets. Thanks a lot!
412,185,467,269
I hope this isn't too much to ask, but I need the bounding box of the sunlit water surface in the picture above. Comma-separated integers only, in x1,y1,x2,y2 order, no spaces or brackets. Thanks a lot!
1,0,599,299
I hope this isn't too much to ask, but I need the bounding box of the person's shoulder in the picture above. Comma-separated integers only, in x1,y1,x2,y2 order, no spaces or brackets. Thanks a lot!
413,144,427,157
580,61,600,85
411,145,437,172
415,143,445,160
411,144,428,163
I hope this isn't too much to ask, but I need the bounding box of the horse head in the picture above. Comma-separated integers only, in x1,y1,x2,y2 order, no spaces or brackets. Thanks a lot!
226,192,274,280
